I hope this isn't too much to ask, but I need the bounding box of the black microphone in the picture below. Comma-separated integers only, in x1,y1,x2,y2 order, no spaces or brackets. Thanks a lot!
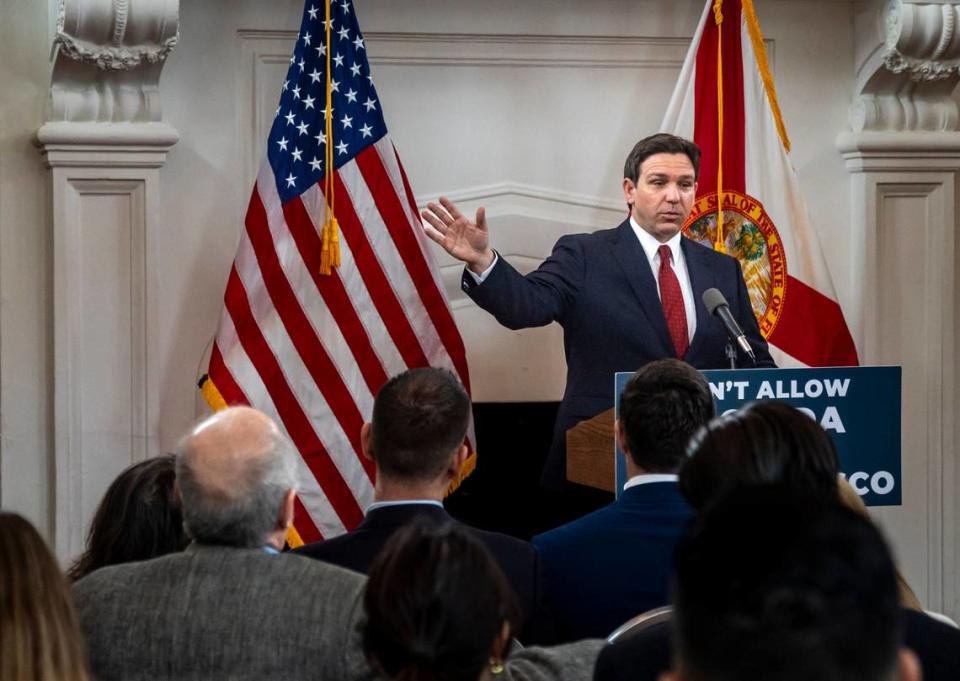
702,288,756,365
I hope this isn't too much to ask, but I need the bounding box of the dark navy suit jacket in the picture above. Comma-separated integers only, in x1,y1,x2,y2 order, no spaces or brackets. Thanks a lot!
532,481,693,642
463,220,775,488
293,503,548,643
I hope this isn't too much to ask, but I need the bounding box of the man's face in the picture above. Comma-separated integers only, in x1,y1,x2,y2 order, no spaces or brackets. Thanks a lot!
622,152,697,243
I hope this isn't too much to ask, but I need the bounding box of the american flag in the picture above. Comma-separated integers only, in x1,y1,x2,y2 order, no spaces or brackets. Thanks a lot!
201,0,474,543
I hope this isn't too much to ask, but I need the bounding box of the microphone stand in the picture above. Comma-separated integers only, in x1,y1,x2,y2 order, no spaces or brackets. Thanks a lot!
724,342,738,370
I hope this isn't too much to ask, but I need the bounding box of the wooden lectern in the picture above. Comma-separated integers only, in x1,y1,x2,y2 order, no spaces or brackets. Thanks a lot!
565,407,616,493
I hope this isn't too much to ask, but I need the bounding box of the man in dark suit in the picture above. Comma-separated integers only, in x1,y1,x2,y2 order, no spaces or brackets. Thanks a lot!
531,359,711,641
295,367,548,644
422,133,774,492
73,407,375,681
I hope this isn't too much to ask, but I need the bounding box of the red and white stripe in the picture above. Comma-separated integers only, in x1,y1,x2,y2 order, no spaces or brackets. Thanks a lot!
209,137,473,541
662,0,859,367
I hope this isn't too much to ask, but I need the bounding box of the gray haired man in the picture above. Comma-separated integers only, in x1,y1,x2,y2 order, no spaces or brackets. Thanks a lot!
74,407,375,681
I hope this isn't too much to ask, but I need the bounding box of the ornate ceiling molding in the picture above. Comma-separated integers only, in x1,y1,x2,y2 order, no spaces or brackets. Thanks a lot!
848,0,960,134
45,0,180,126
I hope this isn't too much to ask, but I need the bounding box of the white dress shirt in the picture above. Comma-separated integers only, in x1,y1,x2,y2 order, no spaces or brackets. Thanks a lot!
630,217,697,343
365,499,443,513
622,473,679,492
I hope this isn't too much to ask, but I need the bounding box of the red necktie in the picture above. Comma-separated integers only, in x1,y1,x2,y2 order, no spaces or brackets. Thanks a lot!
658,245,688,358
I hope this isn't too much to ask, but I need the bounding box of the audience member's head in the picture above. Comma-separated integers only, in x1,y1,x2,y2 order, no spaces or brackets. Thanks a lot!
365,367,471,493
0,512,90,681
665,485,919,681
837,475,923,612
680,400,839,511
363,519,517,681
67,455,187,581
617,359,714,475
176,406,298,550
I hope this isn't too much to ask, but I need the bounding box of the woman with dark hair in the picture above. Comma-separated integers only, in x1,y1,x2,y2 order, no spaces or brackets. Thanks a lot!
679,400,840,512
0,512,90,681
67,454,188,581
363,520,517,681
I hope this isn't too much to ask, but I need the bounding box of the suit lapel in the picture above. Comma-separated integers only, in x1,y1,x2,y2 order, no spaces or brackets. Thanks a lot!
681,237,717,359
607,221,674,356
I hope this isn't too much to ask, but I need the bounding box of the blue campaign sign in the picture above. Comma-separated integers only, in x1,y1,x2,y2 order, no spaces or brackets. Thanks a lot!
614,366,902,506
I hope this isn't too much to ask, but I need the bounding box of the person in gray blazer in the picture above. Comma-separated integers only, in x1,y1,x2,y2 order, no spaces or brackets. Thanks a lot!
73,406,376,681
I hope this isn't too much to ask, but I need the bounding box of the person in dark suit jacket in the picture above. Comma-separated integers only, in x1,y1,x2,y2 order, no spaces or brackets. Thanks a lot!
593,609,960,681
295,367,547,644
660,486,922,681
422,134,774,491
532,359,712,642
73,407,376,681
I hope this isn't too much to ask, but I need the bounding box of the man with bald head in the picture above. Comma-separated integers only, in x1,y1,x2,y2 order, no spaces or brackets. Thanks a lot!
73,407,376,681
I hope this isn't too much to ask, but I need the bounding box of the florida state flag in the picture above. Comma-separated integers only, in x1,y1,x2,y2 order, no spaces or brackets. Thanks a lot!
662,0,858,366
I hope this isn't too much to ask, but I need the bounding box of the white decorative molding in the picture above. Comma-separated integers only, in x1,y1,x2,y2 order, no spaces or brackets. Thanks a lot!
364,32,692,69
35,136,174,557
239,30,693,69
851,1,960,132
49,0,180,123
417,181,626,216
36,161,164,559
882,0,960,81
836,130,960,620
54,0,179,70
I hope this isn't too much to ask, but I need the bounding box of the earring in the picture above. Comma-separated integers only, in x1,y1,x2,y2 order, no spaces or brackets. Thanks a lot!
490,659,504,675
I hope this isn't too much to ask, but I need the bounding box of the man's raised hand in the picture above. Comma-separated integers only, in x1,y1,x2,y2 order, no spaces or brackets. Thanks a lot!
421,197,495,274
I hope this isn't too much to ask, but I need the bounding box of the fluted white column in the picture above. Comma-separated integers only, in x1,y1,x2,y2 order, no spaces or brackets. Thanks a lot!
35,0,180,559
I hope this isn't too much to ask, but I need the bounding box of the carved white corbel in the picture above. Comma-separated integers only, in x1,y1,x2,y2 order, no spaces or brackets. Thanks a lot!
46,0,180,125
848,0,960,133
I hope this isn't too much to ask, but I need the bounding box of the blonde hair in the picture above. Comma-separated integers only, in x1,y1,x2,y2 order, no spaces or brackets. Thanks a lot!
0,513,90,681
836,477,923,611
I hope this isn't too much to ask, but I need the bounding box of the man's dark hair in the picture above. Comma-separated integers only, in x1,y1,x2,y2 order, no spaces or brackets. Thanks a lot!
371,367,471,481
672,485,903,681
680,400,840,513
619,359,714,473
623,133,701,183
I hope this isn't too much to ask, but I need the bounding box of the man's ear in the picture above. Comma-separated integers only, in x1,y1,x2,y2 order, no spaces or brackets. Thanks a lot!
622,178,636,205
615,419,629,455
897,648,922,681
360,422,374,462
447,443,468,481
278,489,296,530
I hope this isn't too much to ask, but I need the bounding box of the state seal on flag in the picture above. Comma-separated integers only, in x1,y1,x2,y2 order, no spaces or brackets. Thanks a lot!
684,190,787,338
